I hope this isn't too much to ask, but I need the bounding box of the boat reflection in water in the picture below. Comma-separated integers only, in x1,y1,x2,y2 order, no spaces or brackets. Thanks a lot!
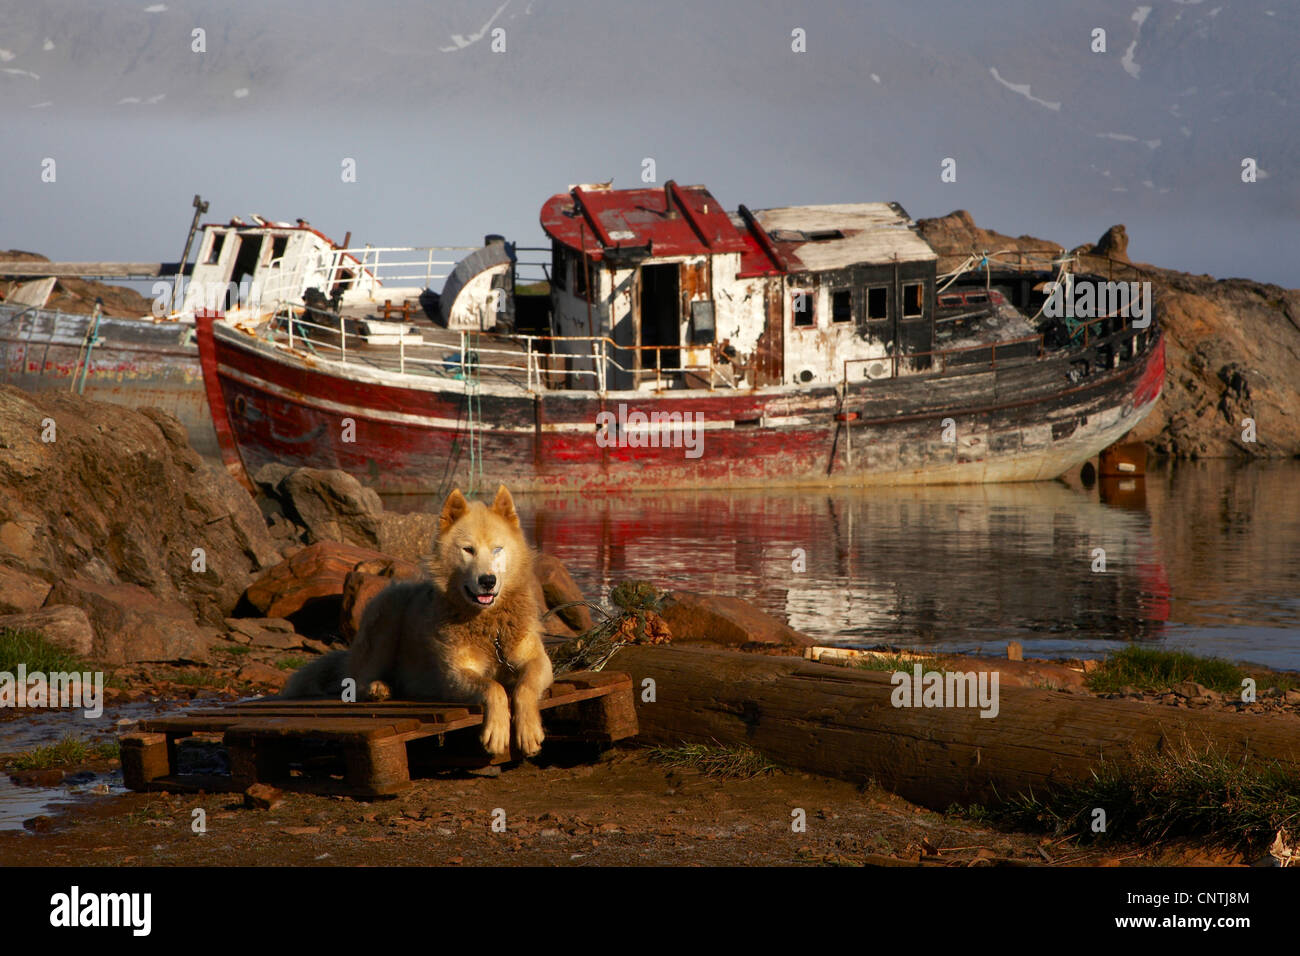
516,479,1170,660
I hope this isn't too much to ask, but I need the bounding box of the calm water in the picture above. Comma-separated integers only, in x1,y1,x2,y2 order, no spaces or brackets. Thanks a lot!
387,462,1300,672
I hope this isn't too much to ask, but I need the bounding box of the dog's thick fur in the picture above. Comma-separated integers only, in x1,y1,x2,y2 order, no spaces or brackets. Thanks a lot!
281,484,553,757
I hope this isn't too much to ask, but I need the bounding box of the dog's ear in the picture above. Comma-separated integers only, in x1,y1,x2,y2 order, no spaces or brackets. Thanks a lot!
490,483,519,527
438,488,470,537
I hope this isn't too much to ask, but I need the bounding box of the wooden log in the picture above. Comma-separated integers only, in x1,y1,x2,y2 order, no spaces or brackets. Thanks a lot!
609,646,1300,811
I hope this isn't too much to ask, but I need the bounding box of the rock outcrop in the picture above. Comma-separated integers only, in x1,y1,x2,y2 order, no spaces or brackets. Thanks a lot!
659,590,817,648
917,212,1300,459
0,386,281,661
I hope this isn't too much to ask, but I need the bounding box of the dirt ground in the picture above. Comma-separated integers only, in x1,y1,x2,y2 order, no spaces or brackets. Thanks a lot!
1,741,1246,868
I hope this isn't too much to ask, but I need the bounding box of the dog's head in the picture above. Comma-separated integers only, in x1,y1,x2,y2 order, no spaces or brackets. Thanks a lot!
434,484,527,612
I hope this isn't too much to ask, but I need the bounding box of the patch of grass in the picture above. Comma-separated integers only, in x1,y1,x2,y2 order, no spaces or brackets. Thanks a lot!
1086,646,1244,695
214,644,252,659
515,281,550,296
0,628,87,674
5,733,116,770
646,742,779,780
946,802,994,823
275,656,307,671
157,667,223,689
855,653,942,673
993,748,1300,851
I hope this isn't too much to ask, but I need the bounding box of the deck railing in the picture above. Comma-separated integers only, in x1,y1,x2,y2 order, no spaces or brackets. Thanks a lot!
266,307,730,394
242,245,478,318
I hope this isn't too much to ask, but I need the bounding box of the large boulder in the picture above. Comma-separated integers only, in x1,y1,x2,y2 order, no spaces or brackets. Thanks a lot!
45,578,217,663
0,387,280,632
267,467,384,548
534,553,592,632
0,563,52,614
658,591,817,648
241,542,421,641
0,606,95,658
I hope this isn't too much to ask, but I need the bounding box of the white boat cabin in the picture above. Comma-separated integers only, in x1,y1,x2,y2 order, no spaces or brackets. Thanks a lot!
179,217,386,320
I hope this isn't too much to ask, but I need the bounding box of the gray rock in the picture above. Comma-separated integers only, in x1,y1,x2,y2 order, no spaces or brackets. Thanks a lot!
279,468,384,548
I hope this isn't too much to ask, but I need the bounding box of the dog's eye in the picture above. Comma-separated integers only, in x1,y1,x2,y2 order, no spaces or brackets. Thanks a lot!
492,547,503,555
462,546,475,556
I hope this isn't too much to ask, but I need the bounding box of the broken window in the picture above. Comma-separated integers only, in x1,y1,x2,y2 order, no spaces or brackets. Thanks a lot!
791,290,815,327
205,231,226,264
865,286,889,321
831,289,852,323
903,282,924,318
270,235,288,263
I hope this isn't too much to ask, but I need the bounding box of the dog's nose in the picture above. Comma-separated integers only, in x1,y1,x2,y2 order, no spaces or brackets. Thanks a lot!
478,573,497,591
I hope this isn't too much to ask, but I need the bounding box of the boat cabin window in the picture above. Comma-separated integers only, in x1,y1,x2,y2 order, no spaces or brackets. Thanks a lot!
791,290,815,328
270,235,288,263
865,286,889,321
550,244,567,292
206,231,226,264
572,251,591,301
831,289,852,324
903,282,924,318
689,300,716,344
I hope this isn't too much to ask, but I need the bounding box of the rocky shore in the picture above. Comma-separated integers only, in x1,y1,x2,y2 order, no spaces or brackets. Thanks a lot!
917,212,1300,461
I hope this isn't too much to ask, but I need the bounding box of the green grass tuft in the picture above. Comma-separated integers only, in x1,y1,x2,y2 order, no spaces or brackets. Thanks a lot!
855,653,942,673
993,748,1300,851
1086,646,1244,695
0,628,88,674
5,734,118,771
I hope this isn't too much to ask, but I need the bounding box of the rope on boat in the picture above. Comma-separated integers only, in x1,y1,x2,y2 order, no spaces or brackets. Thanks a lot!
463,330,484,495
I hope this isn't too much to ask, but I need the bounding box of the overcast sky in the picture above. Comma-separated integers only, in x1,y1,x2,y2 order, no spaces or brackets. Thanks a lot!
2,0,1295,287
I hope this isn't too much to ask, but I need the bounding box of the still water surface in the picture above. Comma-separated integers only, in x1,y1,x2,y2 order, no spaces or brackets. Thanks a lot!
430,462,1300,671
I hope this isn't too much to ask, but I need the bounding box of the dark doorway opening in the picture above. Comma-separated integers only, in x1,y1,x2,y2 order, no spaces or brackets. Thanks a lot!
226,235,263,310
639,263,680,375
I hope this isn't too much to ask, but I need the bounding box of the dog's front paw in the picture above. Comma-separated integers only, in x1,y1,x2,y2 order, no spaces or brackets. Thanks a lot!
513,707,545,758
364,680,391,702
480,707,510,757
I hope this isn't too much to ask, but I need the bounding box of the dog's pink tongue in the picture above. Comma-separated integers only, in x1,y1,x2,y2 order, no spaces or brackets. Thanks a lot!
477,594,494,605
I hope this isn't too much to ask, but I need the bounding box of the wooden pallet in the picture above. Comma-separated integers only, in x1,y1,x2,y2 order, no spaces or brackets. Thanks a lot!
120,670,637,798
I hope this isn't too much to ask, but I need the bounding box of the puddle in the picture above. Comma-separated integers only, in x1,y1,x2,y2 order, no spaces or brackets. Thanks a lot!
0,770,128,832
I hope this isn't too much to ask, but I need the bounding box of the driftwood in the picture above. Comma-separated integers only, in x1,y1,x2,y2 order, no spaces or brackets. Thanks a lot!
609,645,1300,810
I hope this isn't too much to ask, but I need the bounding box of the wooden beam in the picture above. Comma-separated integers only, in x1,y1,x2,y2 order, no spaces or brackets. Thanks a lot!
609,645,1300,811
0,261,189,279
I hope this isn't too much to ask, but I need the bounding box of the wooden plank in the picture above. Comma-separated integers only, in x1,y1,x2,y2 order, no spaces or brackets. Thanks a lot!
0,261,185,278
609,646,1300,811
224,717,422,741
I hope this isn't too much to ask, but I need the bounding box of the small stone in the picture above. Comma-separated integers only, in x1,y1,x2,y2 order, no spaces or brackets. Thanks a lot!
1171,681,1212,699
1006,641,1023,662
244,783,284,810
